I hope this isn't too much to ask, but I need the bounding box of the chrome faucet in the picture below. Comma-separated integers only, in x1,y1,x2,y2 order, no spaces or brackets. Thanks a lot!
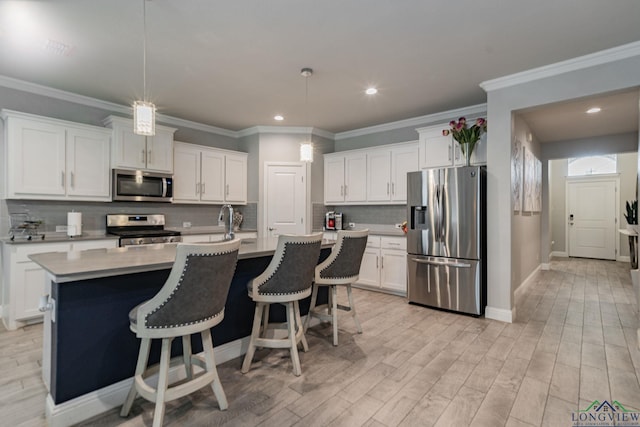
218,204,234,241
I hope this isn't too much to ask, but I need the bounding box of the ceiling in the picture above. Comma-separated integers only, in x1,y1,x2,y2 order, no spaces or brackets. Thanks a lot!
1,1,639,139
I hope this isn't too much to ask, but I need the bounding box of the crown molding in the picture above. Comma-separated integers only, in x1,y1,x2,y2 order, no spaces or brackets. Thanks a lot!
480,40,640,92
334,103,487,140
236,125,334,139
0,74,237,138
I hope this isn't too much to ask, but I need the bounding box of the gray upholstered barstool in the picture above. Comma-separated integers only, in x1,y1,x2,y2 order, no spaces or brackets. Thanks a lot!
241,233,322,376
304,229,368,346
120,240,240,427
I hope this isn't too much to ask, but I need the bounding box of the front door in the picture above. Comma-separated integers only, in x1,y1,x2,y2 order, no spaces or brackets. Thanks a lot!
567,178,617,260
264,163,306,237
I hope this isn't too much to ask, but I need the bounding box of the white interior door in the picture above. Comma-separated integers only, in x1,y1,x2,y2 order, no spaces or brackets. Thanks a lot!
265,163,306,237
567,178,617,260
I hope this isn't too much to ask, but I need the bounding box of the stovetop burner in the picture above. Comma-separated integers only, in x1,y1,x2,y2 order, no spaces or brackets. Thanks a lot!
106,214,182,246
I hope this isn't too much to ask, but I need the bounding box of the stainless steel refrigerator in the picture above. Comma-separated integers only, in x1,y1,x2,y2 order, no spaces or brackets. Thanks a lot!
406,167,486,316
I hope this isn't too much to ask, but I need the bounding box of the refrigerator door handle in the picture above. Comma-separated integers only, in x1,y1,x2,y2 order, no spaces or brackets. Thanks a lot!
411,258,471,268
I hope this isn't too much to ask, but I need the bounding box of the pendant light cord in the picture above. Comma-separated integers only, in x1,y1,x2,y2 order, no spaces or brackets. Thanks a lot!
142,0,147,102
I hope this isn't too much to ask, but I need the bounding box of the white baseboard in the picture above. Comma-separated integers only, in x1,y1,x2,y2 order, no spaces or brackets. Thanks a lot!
514,265,541,301
550,251,568,259
541,263,550,271
617,255,630,262
46,335,251,427
484,306,514,323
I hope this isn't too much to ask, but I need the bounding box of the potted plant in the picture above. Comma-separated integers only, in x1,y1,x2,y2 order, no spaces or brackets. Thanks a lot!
624,200,638,233
442,117,487,166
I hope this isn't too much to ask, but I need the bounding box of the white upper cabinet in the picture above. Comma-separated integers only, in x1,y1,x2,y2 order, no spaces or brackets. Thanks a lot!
417,122,486,169
173,142,247,205
325,141,418,205
1,110,111,201
324,152,367,204
366,142,418,203
224,151,248,203
104,116,176,173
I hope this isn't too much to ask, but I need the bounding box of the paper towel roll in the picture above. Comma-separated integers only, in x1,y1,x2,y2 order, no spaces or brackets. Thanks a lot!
67,212,82,237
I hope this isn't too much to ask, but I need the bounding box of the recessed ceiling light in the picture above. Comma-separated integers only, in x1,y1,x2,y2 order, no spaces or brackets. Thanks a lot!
274,115,284,121
365,87,378,95
586,107,601,114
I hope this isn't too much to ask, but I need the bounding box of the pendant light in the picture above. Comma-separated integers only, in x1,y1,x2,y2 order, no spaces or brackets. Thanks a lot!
133,0,155,136
299,67,314,162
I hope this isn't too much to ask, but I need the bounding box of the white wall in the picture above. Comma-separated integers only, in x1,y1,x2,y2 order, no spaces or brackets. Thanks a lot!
549,152,637,259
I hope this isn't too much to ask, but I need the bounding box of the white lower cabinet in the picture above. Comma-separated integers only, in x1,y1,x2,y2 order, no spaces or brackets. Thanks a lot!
1,239,118,330
356,235,407,296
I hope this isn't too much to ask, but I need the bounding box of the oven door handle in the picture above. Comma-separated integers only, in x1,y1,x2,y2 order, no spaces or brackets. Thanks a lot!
162,178,168,197
411,258,471,268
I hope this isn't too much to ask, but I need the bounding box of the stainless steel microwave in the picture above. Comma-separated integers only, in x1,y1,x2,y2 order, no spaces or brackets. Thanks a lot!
112,169,173,202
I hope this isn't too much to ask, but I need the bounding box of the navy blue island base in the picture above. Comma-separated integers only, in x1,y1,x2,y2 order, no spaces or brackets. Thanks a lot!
49,249,330,404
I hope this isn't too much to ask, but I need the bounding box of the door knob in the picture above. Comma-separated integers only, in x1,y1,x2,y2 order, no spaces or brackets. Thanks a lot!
268,227,275,231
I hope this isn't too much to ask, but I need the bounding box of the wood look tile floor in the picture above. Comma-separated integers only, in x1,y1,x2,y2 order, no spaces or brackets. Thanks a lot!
2,257,639,426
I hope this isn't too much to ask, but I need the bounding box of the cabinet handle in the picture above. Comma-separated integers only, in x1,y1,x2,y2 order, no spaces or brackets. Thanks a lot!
196,183,200,194
391,182,395,195
147,149,152,165
202,182,205,194
340,185,344,196
376,255,379,269
381,256,384,269
70,172,74,188
141,149,146,164
344,185,348,196
61,171,65,188
448,145,452,161
455,145,460,161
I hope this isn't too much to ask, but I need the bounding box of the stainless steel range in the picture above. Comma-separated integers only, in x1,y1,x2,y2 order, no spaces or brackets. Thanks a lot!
106,214,182,247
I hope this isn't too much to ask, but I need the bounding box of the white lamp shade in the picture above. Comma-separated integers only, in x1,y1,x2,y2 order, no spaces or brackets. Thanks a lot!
133,101,156,136
300,142,313,162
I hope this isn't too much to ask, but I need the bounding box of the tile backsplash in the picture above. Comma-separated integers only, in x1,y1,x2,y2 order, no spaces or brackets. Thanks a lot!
2,200,257,235
313,203,406,230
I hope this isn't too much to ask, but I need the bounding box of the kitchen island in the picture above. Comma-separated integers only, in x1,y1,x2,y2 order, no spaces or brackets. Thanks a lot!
30,238,332,427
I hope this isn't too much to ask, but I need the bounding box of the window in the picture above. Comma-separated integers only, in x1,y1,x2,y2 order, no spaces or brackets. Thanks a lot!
567,154,617,176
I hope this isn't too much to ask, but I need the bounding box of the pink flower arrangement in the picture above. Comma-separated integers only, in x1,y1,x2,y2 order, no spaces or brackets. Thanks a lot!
442,117,487,155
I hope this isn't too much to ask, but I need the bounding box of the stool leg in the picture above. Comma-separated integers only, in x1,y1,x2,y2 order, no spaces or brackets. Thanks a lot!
286,302,302,376
304,283,319,332
182,335,193,380
201,329,228,410
331,285,339,346
242,302,264,374
261,303,270,337
346,284,362,334
294,300,308,352
121,337,151,417
153,338,172,427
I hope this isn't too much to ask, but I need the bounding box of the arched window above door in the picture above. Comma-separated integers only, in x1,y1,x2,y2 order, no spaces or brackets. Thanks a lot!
568,154,617,176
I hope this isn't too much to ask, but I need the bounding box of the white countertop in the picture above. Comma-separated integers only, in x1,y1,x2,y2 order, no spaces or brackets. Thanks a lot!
29,237,334,283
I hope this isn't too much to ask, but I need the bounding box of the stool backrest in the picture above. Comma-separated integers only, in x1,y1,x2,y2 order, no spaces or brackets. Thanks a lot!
316,229,369,283
252,233,323,297
137,240,241,338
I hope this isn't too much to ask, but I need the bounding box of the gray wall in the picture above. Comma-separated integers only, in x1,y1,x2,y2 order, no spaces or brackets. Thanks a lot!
511,115,542,290
485,51,640,320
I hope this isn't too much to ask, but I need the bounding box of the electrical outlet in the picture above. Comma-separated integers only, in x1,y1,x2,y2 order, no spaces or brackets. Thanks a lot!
349,222,355,228
395,223,403,229
56,225,68,232
183,221,192,228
